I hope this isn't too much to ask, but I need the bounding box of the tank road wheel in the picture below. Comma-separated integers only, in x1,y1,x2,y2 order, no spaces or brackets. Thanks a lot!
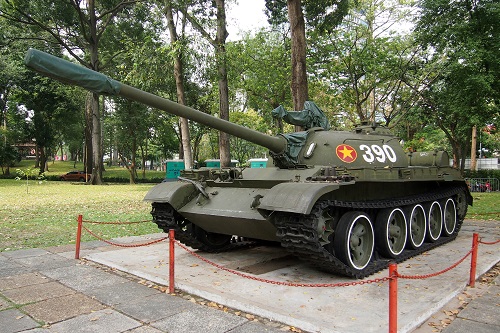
375,208,407,258
334,212,374,271
426,201,443,242
404,204,427,250
442,198,457,236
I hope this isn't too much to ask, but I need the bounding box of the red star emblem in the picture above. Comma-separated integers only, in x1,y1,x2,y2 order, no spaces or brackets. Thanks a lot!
336,144,357,163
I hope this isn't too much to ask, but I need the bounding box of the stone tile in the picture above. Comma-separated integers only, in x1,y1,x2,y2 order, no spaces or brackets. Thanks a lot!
151,306,248,333
0,260,33,278
442,317,500,333
457,300,500,326
0,272,51,291
43,244,76,254
88,280,160,306
2,281,75,304
0,308,39,333
47,308,141,333
114,293,198,323
40,264,129,293
0,296,13,310
1,248,50,259
13,253,76,271
22,293,107,324
227,321,286,333
126,326,164,333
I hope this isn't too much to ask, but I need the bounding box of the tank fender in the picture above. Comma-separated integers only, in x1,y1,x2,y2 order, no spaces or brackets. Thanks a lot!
143,181,197,210
258,182,339,215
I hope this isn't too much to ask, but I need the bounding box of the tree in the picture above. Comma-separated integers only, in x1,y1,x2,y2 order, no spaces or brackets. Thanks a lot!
0,0,146,184
227,29,291,129
265,0,349,120
163,0,194,169
177,0,232,167
307,0,420,128
414,0,499,169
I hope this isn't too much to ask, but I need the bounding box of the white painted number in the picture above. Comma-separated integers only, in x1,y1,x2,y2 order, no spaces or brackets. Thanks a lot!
360,144,397,163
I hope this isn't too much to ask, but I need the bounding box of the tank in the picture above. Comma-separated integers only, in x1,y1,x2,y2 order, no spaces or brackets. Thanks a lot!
25,48,473,278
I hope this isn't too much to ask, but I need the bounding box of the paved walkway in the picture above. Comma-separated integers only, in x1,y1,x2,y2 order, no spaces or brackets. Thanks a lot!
0,220,498,333
0,241,288,333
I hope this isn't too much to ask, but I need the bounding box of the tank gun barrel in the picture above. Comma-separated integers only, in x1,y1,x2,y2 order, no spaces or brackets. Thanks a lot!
24,48,286,154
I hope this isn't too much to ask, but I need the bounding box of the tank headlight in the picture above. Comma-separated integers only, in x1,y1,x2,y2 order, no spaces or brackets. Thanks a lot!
304,142,316,158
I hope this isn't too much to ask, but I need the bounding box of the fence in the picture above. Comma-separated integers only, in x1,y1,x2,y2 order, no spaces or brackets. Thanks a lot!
465,178,499,192
74,214,499,333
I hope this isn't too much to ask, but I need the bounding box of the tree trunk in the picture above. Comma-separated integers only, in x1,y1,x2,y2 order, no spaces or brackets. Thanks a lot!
165,1,193,169
215,0,230,167
470,125,477,171
287,0,308,131
88,1,103,184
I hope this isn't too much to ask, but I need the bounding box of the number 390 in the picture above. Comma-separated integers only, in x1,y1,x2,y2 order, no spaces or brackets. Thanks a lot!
359,144,397,163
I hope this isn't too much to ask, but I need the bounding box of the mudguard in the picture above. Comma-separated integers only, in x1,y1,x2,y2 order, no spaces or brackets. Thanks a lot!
143,181,197,210
258,182,339,215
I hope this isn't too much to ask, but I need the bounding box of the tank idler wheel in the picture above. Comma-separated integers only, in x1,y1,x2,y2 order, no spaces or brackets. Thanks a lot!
425,201,443,242
375,208,407,258
333,211,374,271
404,204,427,250
442,198,457,236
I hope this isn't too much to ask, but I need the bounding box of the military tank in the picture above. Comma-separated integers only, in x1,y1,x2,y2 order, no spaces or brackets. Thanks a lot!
25,48,472,278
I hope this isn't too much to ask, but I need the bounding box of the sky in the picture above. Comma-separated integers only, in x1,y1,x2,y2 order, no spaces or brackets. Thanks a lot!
226,0,269,40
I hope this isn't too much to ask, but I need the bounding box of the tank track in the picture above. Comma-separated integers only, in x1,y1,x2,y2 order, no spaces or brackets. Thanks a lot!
272,186,467,279
151,203,256,253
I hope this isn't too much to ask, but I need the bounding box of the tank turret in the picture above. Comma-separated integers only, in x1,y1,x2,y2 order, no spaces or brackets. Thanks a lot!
25,48,472,278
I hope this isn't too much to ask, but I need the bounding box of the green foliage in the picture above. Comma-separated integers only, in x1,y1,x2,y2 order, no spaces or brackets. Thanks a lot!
14,167,45,194
464,169,500,183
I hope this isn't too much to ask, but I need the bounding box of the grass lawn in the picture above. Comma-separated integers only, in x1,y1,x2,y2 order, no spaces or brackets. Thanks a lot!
0,175,498,252
0,179,159,251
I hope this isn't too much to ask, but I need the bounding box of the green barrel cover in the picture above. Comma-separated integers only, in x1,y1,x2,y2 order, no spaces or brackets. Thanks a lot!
24,48,121,95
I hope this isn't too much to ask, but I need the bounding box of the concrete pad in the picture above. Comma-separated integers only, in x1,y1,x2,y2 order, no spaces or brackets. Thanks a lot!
0,272,50,291
87,280,161,306
86,220,500,333
2,281,75,304
46,308,141,333
150,305,248,333
0,308,39,333
113,293,199,323
22,293,107,324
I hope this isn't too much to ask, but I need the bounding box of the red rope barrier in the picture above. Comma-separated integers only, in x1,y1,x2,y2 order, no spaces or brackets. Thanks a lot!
81,225,168,247
81,219,150,225
396,248,473,280
478,239,500,245
173,239,391,287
